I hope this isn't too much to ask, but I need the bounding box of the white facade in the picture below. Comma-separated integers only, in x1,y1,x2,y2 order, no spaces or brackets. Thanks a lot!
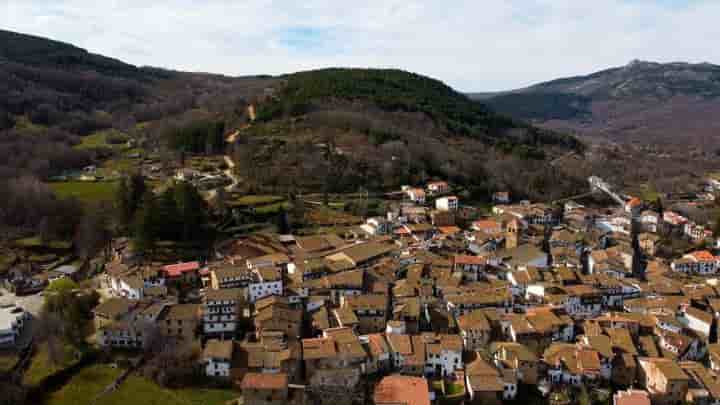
435,196,458,211
0,305,28,346
248,279,283,302
425,348,462,376
205,358,231,378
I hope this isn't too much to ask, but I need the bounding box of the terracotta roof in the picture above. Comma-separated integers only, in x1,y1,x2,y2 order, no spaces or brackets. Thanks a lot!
454,255,487,266
613,390,651,405
374,375,430,405
203,339,233,360
457,310,491,332
162,261,200,277
241,372,288,390
689,250,717,262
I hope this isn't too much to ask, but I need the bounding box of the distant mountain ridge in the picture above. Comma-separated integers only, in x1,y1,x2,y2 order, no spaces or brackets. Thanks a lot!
472,60,720,145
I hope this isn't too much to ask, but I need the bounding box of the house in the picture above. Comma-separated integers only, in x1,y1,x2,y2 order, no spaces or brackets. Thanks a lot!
109,273,145,300
159,303,200,342
671,250,718,275
640,210,660,233
465,355,505,404
341,294,388,334
374,375,431,405
685,221,712,241
361,217,392,236
248,267,283,303
254,297,303,338
680,306,713,339
457,310,491,351
407,188,426,204
543,343,602,385
490,342,539,384
240,372,289,405
679,361,720,405
453,255,487,282
472,220,503,236
625,197,643,216
202,339,234,378
423,334,463,377
493,192,510,204
202,288,246,337
426,181,449,195
638,233,660,256
0,304,28,347
613,390,651,405
325,241,396,268
93,297,135,330
162,261,200,285
236,331,302,381
386,333,425,376
363,333,393,374
637,357,689,405
210,265,251,289
435,196,458,211
302,328,367,404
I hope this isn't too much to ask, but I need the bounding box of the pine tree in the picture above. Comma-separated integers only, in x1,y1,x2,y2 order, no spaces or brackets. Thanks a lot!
133,192,158,255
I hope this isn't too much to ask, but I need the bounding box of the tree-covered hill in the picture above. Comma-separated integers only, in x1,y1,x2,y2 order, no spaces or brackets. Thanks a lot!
258,68,583,152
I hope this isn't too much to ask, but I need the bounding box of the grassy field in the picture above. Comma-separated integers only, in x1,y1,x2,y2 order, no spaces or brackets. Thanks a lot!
13,236,72,250
49,181,119,203
44,364,237,405
75,130,129,150
233,195,285,206
23,343,80,388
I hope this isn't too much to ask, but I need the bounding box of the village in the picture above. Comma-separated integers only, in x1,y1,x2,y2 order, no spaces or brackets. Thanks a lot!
4,173,720,405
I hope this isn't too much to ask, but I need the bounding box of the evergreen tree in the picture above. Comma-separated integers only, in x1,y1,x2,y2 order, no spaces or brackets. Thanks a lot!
133,192,158,255
174,182,206,242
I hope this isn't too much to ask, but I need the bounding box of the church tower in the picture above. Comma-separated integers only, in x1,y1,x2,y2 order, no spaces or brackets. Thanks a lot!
505,219,520,249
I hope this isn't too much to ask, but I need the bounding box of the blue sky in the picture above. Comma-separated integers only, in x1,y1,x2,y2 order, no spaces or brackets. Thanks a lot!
3,0,720,91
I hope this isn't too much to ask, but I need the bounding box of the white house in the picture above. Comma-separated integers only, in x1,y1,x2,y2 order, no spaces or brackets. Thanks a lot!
203,339,234,378
203,288,246,337
426,181,449,195
406,188,426,204
435,196,458,211
671,251,718,275
248,267,283,302
0,305,28,347
424,335,463,377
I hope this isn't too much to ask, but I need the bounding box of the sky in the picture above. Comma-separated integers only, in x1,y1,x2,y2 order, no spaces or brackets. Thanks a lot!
3,0,720,91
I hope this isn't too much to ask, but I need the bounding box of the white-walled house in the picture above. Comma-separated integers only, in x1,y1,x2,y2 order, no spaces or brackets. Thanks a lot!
248,267,283,302
435,196,459,211
203,339,234,378
0,305,28,347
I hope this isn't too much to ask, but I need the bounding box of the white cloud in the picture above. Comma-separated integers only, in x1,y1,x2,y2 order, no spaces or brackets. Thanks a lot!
3,0,720,91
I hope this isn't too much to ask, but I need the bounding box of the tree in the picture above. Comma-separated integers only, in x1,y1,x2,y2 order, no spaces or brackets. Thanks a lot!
133,191,159,255
173,181,207,242
116,172,146,231
75,208,111,260
43,279,99,348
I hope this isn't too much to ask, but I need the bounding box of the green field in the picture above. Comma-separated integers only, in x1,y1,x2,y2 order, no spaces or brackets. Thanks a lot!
233,195,285,206
23,343,80,388
44,364,237,405
49,181,119,203
75,130,129,150
14,236,72,250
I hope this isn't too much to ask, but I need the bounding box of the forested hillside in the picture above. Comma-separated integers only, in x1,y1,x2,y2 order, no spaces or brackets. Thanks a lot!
259,68,583,152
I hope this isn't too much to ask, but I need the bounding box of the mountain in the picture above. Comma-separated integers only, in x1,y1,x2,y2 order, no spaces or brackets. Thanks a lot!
258,68,582,152
473,60,720,146
0,29,586,206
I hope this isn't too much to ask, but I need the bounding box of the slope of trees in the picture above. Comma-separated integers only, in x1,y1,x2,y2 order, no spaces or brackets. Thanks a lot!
257,68,583,153
127,180,212,254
